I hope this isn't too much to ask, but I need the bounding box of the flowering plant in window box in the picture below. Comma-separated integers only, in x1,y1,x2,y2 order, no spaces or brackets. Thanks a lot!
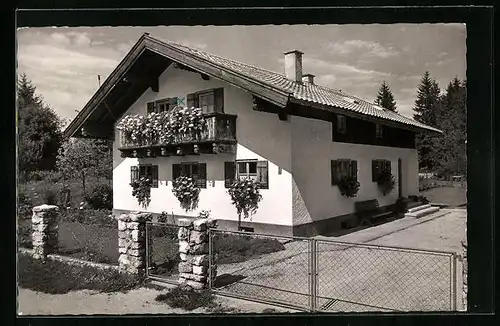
337,176,361,198
130,176,152,208
377,171,396,196
172,175,200,212
227,178,262,229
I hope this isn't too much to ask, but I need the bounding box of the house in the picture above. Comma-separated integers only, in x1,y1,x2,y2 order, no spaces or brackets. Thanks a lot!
64,33,442,236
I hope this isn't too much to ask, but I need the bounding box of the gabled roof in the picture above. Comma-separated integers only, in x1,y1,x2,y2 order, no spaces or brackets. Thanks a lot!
64,33,442,138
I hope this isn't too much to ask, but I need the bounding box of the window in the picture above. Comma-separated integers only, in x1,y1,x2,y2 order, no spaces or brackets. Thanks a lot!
172,162,207,188
372,159,391,181
146,98,177,114
376,124,383,138
224,160,268,189
186,88,224,114
331,159,357,185
131,165,159,187
337,115,347,134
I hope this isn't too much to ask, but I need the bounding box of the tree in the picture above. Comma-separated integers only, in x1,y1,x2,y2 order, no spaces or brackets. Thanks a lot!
17,73,63,178
433,77,467,177
56,138,112,195
375,81,398,112
413,71,442,172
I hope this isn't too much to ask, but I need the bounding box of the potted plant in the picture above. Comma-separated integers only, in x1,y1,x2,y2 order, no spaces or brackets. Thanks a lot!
130,176,152,208
172,176,200,212
337,176,361,198
377,171,396,196
227,178,263,230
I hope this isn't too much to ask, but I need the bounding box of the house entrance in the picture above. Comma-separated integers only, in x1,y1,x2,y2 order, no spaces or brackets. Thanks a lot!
398,158,403,197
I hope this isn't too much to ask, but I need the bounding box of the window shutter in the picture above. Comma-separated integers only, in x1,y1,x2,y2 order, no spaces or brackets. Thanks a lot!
147,102,155,114
331,160,338,185
172,164,181,181
224,161,236,188
130,166,139,182
350,160,358,180
385,160,392,173
196,163,207,188
214,88,224,113
372,160,380,182
151,165,159,188
257,161,269,189
169,97,178,107
187,93,198,108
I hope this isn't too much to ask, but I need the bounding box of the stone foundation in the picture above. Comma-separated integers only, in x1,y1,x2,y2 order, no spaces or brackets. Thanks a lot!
117,212,152,276
31,205,59,259
177,218,217,290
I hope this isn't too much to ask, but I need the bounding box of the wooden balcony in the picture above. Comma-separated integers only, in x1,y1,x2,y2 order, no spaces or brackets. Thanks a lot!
118,113,237,157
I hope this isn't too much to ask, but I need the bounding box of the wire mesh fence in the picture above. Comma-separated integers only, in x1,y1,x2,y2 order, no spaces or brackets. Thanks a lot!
207,229,457,312
145,222,180,283
209,229,313,311
315,240,456,312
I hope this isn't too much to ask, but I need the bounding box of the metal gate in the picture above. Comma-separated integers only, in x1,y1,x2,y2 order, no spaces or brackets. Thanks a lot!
208,229,458,312
145,221,180,284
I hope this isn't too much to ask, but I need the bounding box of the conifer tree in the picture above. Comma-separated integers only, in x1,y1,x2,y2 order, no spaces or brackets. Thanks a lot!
375,80,398,112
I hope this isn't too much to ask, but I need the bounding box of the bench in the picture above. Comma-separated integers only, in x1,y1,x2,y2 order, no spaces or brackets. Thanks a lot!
354,199,393,226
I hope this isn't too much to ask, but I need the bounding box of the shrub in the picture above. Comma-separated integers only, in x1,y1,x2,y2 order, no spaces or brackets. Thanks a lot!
85,183,112,210
17,253,140,294
377,171,396,196
28,170,62,183
42,187,59,205
60,208,115,227
394,197,409,214
18,224,32,248
337,176,361,198
155,286,214,311
213,233,286,264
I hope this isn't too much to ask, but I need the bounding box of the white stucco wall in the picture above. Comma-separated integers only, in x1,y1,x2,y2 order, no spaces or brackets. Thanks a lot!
113,65,293,226
291,115,418,226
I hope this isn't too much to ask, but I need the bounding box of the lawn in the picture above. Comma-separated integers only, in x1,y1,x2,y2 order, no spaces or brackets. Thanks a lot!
420,185,467,207
17,252,141,294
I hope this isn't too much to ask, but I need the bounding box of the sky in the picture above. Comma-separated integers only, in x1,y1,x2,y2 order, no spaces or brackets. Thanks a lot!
16,24,466,125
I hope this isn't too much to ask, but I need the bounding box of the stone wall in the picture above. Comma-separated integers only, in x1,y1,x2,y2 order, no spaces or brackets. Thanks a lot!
117,212,152,276
177,218,217,290
31,205,59,259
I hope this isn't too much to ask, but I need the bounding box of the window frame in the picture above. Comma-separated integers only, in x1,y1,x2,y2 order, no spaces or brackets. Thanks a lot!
172,161,207,188
197,90,216,114
235,159,269,189
337,114,347,134
331,159,357,185
131,164,159,188
372,159,391,182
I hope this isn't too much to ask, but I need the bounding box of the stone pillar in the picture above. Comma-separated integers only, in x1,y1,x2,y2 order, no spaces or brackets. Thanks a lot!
461,237,468,311
32,205,59,259
117,212,152,276
177,218,217,290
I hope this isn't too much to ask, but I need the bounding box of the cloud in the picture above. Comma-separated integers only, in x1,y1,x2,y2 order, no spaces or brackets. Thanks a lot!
327,40,399,58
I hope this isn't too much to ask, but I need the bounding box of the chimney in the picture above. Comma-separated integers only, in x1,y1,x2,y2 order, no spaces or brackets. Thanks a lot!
284,50,303,82
302,73,315,85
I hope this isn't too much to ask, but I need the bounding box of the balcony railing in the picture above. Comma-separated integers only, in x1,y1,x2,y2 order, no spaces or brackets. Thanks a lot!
118,113,237,156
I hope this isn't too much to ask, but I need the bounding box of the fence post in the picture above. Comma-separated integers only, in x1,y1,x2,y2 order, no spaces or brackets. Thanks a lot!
309,238,317,312
177,217,217,290
32,204,59,259
117,212,152,277
452,253,458,311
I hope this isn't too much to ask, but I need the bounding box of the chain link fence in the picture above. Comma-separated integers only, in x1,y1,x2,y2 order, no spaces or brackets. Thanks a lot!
208,229,458,312
145,222,180,283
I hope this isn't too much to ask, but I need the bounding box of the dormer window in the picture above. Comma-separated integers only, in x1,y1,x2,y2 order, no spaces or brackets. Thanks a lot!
376,123,383,138
337,115,347,134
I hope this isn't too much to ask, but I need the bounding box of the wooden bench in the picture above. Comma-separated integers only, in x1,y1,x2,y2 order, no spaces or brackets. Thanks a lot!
354,199,393,226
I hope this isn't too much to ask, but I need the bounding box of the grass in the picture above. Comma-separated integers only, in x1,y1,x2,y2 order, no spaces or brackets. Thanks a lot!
420,186,467,207
17,252,141,294
213,233,286,265
155,286,214,311
57,221,119,265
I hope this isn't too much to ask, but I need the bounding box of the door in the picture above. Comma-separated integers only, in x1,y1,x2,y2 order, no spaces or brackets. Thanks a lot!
398,158,403,197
